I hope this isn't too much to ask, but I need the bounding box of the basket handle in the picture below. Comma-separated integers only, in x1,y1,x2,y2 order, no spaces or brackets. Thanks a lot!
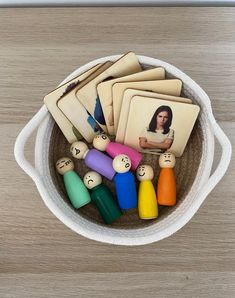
193,116,232,212
14,105,48,186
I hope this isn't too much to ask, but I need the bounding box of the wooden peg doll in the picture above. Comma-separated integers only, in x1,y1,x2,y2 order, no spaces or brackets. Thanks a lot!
157,152,176,206
136,165,158,220
113,154,137,210
70,141,116,180
83,171,122,225
93,133,142,170
55,157,91,208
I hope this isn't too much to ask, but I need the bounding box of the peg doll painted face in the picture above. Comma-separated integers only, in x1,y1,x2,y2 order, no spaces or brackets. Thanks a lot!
136,165,154,181
112,154,131,173
159,152,176,168
70,141,88,159
93,133,110,151
56,157,74,175
83,171,102,189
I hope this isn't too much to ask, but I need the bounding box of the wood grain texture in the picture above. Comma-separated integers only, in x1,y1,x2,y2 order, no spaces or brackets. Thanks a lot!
0,7,234,298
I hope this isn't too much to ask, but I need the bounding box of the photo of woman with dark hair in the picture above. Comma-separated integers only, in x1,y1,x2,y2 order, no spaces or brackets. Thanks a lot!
139,105,174,153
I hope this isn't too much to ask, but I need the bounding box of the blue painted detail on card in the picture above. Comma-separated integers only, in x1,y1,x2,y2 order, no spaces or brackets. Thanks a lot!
94,95,106,125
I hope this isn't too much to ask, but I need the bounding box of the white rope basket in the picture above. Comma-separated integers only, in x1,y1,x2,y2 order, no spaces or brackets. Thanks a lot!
14,55,232,246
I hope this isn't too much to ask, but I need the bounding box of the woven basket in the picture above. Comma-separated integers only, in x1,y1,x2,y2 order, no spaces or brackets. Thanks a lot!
14,55,232,246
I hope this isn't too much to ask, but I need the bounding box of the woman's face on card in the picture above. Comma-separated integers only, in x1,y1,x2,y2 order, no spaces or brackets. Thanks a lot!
156,111,168,126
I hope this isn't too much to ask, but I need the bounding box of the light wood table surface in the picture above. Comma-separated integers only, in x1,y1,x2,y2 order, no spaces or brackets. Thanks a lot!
0,7,234,298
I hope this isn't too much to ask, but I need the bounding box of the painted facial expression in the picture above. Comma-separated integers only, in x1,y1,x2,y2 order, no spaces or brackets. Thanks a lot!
136,165,154,181
56,157,74,175
70,141,88,159
156,111,168,127
159,152,176,168
83,171,102,189
112,154,131,173
92,133,110,151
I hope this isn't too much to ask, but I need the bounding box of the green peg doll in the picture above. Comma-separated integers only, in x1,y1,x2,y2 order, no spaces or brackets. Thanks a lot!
56,157,91,208
83,171,122,225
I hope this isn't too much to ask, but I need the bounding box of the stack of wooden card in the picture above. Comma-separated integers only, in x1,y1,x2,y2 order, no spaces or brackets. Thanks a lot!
44,52,200,157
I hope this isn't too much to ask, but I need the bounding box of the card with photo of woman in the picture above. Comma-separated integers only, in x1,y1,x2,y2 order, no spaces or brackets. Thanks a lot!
124,96,200,157
112,79,182,133
115,90,192,144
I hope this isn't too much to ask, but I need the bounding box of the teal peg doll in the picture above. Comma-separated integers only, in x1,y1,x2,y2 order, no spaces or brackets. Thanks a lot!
56,157,91,208
83,171,122,224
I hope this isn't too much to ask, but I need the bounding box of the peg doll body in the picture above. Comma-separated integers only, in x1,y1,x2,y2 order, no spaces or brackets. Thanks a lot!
83,171,122,224
93,133,142,170
70,141,115,180
137,165,158,219
56,157,91,208
113,154,137,210
157,152,176,206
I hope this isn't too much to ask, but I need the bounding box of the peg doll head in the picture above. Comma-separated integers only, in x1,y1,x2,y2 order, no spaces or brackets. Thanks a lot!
83,171,102,190
112,154,131,173
159,152,176,168
70,141,89,159
136,165,154,181
92,133,110,151
56,157,74,175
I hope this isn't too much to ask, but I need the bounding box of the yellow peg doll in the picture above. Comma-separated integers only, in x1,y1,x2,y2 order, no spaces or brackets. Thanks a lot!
136,165,158,220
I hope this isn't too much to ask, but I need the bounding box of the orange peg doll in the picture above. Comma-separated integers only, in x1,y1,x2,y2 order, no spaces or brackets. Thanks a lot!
157,152,176,206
